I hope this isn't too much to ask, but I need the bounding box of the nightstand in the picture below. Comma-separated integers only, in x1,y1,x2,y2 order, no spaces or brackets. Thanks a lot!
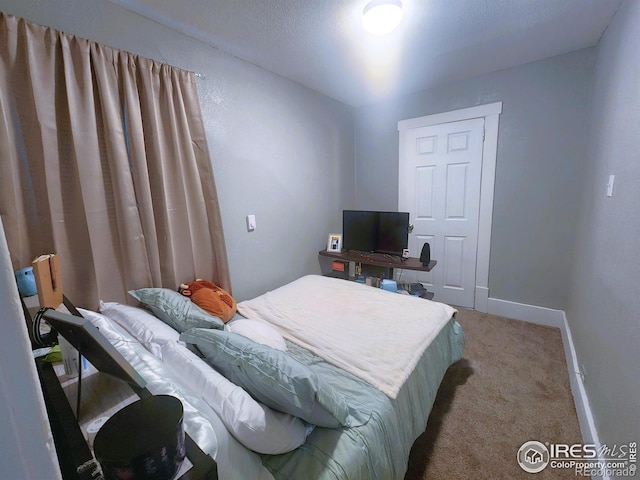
25,296,218,480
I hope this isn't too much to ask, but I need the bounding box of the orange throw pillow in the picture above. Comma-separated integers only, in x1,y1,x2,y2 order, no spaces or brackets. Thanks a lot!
180,280,237,323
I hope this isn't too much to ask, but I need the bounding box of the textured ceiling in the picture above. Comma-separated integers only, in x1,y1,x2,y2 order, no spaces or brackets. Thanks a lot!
107,0,621,107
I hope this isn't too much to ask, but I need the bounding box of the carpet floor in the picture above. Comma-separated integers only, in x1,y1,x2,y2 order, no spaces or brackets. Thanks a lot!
405,308,587,479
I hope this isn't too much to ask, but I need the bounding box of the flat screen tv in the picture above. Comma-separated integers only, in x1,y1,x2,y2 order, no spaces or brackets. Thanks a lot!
342,210,409,256
342,210,377,253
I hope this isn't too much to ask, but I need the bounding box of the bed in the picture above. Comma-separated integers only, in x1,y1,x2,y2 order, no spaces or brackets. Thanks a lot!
78,274,465,480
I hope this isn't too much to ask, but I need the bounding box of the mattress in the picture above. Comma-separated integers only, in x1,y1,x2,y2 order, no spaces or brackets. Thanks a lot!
237,275,458,399
261,317,465,479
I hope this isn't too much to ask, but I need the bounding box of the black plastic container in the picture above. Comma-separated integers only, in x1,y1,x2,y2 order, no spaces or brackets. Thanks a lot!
93,395,186,480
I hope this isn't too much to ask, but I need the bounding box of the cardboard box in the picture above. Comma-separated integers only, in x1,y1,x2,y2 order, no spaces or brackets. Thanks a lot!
32,254,63,308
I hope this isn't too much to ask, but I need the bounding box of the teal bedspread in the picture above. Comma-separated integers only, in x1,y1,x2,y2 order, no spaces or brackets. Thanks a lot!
261,318,465,480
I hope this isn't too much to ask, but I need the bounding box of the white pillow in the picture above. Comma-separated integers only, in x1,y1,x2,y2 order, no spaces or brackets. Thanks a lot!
159,341,312,454
225,318,287,351
99,301,180,358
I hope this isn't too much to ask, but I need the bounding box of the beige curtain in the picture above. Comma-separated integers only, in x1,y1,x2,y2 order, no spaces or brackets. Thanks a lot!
0,13,230,309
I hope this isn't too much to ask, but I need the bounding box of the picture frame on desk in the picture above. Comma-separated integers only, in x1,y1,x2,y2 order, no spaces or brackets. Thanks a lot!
327,233,342,253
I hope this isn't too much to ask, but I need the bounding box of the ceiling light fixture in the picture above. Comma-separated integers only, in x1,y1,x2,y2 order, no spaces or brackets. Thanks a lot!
362,0,403,35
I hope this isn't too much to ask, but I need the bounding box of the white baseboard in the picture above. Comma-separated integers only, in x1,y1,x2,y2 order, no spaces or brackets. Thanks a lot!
559,312,608,480
486,297,564,327
485,297,607,480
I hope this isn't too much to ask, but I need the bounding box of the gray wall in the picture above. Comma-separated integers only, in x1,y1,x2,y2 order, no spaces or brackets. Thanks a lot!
0,0,355,302
0,219,61,478
566,0,640,446
354,49,594,309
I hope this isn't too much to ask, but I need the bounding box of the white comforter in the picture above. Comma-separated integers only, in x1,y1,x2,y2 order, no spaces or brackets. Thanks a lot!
237,275,457,399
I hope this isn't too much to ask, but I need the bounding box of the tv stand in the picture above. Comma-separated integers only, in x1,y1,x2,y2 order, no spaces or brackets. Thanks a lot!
319,250,436,273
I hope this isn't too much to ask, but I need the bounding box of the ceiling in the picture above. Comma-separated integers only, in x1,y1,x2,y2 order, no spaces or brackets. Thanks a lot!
107,0,621,107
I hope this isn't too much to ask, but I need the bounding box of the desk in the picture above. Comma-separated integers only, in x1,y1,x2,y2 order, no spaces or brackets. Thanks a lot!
319,249,436,274
318,250,436,299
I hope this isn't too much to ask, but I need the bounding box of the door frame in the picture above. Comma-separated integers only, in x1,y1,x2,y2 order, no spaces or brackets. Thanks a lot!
398,102,502,312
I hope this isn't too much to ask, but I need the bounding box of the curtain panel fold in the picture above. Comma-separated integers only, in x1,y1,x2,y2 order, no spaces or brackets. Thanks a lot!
0,12,230,308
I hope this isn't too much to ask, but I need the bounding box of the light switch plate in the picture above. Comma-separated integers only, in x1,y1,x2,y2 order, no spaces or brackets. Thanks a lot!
246,214,256,231
607,174,615,197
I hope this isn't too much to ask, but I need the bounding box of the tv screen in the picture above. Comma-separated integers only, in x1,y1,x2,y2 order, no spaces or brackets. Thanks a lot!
343,210,377,253
342,210,409,256
377,211,410,256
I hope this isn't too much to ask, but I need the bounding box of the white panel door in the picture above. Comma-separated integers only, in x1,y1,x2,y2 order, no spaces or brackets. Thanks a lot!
399,118,484,307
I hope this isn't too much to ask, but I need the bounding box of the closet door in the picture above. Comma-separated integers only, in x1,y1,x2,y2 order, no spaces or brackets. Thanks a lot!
399,118,484,308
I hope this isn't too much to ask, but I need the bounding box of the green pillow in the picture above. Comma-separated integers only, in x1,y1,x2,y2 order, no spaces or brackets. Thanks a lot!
128,288,224,333
180,328,355,428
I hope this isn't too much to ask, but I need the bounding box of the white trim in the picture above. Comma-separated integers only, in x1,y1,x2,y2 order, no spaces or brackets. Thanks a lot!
560,313,601,445
397,102,503,130
560,312,608,480
485,298,606,480
398,102,502,312
487,297,564,327
474,286,489,313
